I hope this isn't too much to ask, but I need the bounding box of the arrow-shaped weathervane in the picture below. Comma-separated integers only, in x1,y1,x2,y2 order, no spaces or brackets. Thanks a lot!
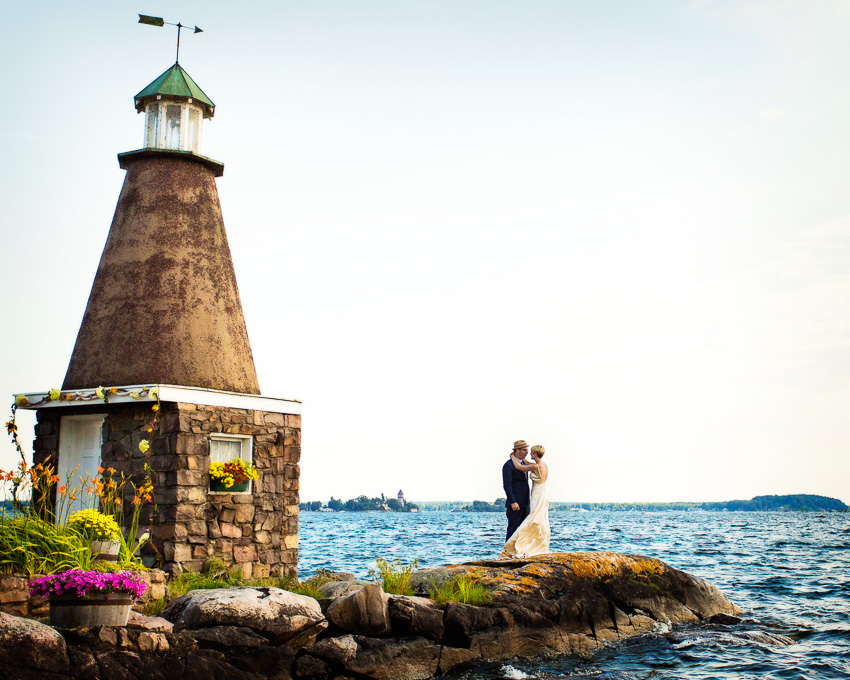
139,14,204,64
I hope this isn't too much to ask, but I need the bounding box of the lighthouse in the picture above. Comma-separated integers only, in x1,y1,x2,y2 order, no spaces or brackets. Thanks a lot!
16,59,302,578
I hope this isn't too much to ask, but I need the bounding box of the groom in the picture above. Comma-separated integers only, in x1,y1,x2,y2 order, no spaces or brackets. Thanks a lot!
502,440,531,542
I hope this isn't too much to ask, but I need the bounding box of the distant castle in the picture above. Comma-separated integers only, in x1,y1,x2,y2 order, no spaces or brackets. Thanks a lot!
397,490,405,507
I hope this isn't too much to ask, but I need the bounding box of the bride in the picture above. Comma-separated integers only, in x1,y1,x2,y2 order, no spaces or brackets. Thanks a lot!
499,445,550,559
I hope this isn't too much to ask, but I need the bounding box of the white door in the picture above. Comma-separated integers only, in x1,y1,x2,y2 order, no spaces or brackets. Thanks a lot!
58,414,105,521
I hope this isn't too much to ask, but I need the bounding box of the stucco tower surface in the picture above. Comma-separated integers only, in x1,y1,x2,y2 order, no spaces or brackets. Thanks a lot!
32,403,301,578
62,152,260,394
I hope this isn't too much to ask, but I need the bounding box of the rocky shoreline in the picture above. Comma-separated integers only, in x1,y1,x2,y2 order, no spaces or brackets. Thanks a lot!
0,552,742,680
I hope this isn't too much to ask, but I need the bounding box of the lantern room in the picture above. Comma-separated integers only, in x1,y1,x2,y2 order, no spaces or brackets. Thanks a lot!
134,63,215,154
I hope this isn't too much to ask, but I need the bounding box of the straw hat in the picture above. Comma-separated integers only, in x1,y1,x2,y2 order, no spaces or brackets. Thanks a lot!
513,440,530,451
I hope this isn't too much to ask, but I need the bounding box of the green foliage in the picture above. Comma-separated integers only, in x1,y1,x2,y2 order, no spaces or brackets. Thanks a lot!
286,580,325,599
548,494,848,512
701,495,848,512
140,597,168,617
429,575,494,606
315,495,419,512
202,556,226,576
166,569,244,603
369,558,418,595
89,560,135,574
0,516,92,575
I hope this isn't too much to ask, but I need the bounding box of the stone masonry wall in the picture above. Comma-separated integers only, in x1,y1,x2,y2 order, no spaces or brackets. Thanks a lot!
33,402,301,578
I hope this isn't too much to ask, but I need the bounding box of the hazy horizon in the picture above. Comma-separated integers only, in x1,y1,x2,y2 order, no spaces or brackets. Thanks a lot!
2,1,849,506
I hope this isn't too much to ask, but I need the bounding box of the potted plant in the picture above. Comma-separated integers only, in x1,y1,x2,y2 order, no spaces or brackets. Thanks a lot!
209,458,258,493
67,509,122,563
29,569,147,627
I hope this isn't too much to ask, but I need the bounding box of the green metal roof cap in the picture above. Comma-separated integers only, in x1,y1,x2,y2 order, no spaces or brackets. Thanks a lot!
134,63,215,115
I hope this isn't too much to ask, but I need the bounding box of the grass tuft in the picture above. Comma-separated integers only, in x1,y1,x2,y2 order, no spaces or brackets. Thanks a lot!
370,558,418,595
429,575,494,606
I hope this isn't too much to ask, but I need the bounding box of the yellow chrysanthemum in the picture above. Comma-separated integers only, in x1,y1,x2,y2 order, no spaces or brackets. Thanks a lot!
67,509,120,541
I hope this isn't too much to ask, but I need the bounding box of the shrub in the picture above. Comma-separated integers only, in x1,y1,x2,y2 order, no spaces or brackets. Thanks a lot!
429,575,494,606
370,558,418,595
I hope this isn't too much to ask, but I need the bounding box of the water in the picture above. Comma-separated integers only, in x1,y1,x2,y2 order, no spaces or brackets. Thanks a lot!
299,511,850,679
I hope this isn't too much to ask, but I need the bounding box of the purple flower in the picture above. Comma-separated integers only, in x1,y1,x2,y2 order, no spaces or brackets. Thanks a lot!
28,570,147,599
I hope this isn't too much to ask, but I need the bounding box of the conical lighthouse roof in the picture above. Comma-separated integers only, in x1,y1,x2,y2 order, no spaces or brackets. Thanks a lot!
62,152,260,394
134,63,215,115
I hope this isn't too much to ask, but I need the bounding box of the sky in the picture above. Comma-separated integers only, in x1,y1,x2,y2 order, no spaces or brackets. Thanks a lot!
1,0,848,505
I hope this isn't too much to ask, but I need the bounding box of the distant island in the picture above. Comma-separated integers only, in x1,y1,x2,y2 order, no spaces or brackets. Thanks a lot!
301,494,847,513
300,493,419,513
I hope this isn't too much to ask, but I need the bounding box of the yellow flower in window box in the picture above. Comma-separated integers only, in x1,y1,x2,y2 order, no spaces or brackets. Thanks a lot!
209,458,258,493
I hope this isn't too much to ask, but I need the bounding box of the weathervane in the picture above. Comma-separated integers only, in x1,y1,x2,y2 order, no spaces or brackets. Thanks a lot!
138,14,204,64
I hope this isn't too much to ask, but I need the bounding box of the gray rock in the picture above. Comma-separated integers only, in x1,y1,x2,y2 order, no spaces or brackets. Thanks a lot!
407,567,465,596
295,654,331,678
317,580,369,601
161,586,327,647
128,610,174,632
388,595,444,641
311,570,355,582
707,613,742,625
345,636,440,680
304,633,358,665
192,625,269,649
0,611,70,674
326,584,391,637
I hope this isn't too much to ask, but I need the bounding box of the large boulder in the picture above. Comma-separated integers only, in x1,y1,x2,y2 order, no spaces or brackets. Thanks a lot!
0,611,70,674
325,583,391,636
161,586,326,647
303,635,442,680
316,580,370,601
387,595,443,642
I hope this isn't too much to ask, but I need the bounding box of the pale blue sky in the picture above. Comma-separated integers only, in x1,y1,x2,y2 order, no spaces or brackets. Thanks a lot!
2,1,849,504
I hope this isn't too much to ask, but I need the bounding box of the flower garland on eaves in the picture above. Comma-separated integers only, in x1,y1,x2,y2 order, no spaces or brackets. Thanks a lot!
6,386,161,467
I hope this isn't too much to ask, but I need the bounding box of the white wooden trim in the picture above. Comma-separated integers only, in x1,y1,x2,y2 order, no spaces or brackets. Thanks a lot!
14,384,301,415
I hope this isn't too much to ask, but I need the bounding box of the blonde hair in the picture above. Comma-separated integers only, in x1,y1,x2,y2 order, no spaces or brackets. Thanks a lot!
531,445,545,457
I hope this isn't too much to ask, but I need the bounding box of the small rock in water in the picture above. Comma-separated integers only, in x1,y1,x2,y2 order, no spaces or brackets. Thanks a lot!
707,613,742,625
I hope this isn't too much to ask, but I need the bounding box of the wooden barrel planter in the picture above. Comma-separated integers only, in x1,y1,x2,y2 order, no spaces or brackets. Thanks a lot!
49,592,132,627
90,540,121,563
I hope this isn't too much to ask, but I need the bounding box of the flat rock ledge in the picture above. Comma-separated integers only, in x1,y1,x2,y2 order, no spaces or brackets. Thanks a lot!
0,553,742,680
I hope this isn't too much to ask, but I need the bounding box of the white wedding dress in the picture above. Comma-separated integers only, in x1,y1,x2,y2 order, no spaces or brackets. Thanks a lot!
499,470,550,559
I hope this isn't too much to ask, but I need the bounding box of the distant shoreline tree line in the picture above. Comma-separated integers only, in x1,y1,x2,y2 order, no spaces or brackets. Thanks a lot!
299,494,418,513
300,494,847,513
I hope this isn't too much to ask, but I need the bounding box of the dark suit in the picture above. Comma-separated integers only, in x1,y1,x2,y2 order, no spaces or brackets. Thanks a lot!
502,457,530,542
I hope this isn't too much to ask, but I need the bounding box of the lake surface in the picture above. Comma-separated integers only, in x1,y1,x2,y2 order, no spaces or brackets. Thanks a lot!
299,510,850,679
